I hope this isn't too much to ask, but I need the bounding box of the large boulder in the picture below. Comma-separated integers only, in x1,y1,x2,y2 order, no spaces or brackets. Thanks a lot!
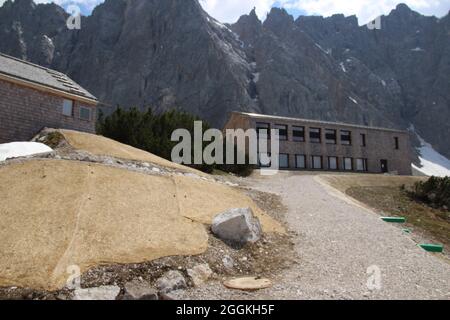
211,208,262,245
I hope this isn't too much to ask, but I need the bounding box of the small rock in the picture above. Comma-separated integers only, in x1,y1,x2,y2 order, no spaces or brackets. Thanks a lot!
159,289,184,300
104,159,115,165
225,181,239,187
72,285,120,301
224,277,272,291
142,162,151,168
155,271,187,294
211,208,262,245
152,167,161,173
222,255,234,270
123,279,158,300
187,264,213,287
56,293,68,300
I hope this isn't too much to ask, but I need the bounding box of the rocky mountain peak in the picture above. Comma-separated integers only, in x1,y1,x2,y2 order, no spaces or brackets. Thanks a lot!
3,0,35,17
296,13,358,32
388,2,420,21
264,7,294,35
11,0,35,9
395,3,413,14
231,7,262,45
249,7,258,19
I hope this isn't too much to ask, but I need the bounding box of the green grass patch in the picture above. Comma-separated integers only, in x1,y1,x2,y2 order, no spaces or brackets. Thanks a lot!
347,186,450,250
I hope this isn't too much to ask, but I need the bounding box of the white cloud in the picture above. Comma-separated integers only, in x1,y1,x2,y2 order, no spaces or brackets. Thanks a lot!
199,0,277,22
0,0,448,24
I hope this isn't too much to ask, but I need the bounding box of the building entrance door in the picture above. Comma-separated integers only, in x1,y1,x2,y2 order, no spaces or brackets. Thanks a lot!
380,160,388,173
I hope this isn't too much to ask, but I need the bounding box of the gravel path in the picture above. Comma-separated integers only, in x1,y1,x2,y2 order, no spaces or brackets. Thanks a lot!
177,173,450,300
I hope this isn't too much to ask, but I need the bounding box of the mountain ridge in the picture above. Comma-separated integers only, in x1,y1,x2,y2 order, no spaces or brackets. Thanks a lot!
0,0,449,158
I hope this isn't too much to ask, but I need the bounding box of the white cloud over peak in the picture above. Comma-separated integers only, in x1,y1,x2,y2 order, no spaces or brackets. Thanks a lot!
199,0,276,22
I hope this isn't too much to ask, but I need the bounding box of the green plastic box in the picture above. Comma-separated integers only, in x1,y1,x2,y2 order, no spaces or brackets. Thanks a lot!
381,217,406,223
419,244,444,253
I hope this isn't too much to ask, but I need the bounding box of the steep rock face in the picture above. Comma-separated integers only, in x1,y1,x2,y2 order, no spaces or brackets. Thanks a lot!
0,0,67,66
294,4,450,157
52,0,256,123
0,0,257,124
233,8,399,128
0,0,448,158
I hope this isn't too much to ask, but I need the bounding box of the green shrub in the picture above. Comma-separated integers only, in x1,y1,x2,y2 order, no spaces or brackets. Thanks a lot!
41,131,65,149
97,107,254,176
412,176,450,211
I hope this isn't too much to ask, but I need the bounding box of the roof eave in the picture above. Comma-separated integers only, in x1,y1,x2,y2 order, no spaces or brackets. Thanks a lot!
0,72,98,105
232,111,408,134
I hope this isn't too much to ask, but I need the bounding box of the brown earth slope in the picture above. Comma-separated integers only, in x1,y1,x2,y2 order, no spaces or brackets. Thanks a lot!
0,131,283,290
59,129,204,175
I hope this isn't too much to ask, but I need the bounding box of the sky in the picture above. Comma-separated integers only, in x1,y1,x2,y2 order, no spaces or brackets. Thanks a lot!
1,0,449,25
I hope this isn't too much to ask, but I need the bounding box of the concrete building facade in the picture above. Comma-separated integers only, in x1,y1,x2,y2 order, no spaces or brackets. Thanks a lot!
0,53,97,143
224,112,412,175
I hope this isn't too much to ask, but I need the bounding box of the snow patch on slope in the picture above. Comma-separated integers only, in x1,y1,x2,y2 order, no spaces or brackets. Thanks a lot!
0,142,53,161
409,127,450,177
348,96,358,104
315,43,331,55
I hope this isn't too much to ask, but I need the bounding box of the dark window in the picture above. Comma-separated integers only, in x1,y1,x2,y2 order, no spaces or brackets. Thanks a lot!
356,158,368,171
311,156,323,169
341,130,352,145
325,129,337,144
79,107,91,121
361,134,366,147
344,157,353,171
279,154,289,168
256,122,270,140
328,157,338,170
275,124,288,141
296,155,306,169
395,137,400,150
309,128,321,143
62,99,74,117
293,126,305,142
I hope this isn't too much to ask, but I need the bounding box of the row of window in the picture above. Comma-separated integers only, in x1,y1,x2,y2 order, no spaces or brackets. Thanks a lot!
257,122,400,150
62,99,92,121
258,122,364,146
262,154,368,171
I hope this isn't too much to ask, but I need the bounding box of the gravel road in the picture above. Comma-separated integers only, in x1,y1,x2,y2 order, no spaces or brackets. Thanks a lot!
177,173,450,300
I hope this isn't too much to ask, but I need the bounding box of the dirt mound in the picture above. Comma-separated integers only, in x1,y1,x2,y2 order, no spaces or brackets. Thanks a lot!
58,129,204,175
0,160,283,290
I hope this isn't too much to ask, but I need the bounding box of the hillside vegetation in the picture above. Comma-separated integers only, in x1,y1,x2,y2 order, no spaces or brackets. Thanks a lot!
411,176,450,211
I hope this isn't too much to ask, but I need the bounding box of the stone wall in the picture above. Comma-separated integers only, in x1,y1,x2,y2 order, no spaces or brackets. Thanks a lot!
0,79,96,143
